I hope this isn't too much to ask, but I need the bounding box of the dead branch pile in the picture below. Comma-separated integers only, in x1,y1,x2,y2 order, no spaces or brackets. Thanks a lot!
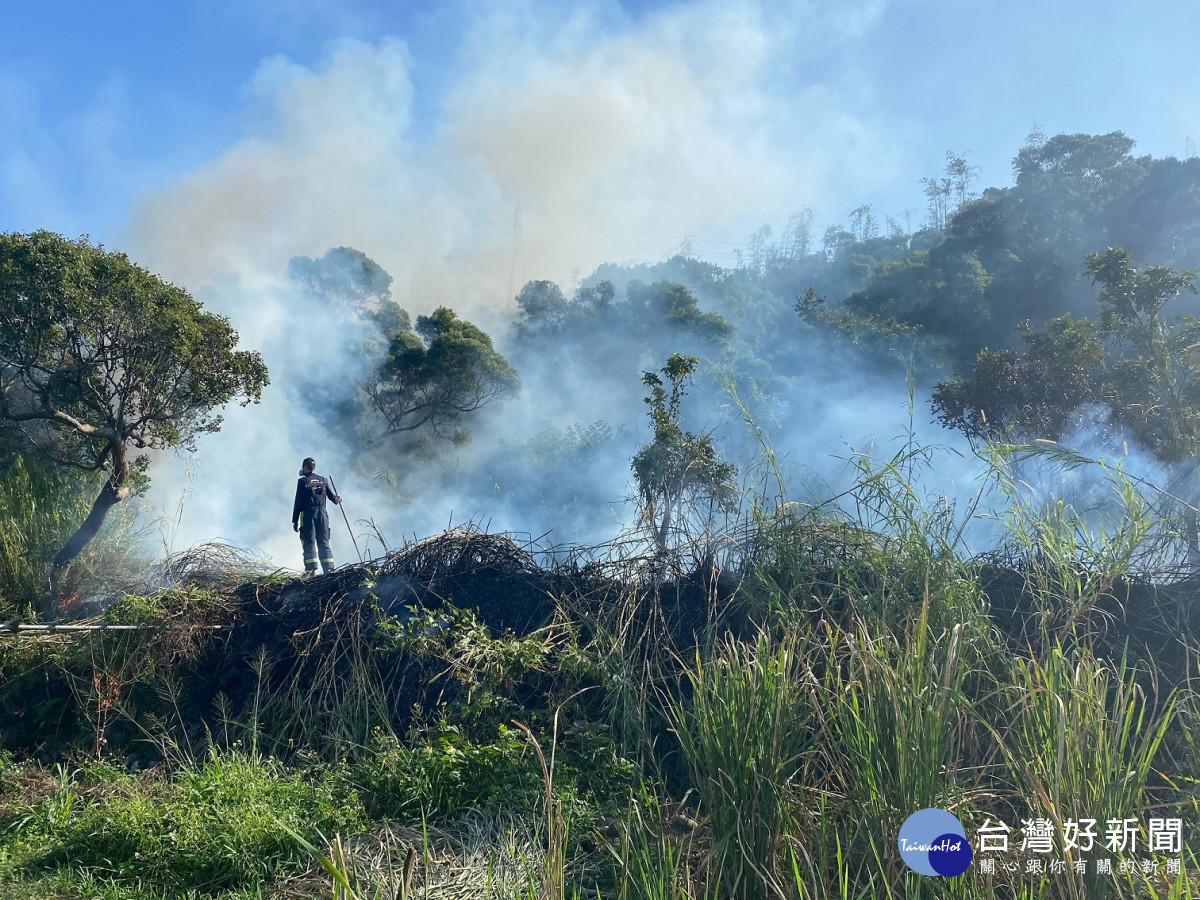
322,525,573,637
378,527,543,583
160,540,276,591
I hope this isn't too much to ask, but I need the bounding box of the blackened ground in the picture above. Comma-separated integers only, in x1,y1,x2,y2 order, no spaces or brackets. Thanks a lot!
3,525,1198,760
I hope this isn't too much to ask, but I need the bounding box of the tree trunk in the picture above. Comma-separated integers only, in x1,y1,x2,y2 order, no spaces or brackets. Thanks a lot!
655,491,675,552
42,444,130,621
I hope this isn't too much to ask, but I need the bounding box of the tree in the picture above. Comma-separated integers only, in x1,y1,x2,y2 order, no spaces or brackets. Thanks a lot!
821,225,855,261
796,286,937,374
0,231,269,617
931,248,1200,462
931,314,1104,443
574,279,615,316
513,280,569,340
919,151,980,233
746,224,774,273
288,246,409,340
944,151,980,210
284,247,411,439
920,174,951,232
842,247,992,367
848,205,879,243
779,209,815,260
626,281,733,344
515,279,568,321
1086,247,1200,460
1012,131,1136,186
364,306,519,445
287,246,394,311
632,354,737,552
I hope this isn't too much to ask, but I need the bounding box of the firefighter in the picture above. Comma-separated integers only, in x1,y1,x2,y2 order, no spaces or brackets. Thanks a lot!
292,457,341,577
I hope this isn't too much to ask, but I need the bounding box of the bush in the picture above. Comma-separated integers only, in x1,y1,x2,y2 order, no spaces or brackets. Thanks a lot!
359,726,548,820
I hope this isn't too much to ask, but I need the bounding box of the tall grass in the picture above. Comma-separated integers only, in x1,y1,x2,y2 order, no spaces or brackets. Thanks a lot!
814,606,973,895
0,454,146,619
666,627,817,900
987,647,1178,899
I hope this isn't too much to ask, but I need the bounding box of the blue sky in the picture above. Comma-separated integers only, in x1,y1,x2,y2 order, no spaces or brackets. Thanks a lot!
3,0,1197,287
0,1,462,237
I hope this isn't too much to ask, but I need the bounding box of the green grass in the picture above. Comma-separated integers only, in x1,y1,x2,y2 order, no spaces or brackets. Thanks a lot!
0,753,362,897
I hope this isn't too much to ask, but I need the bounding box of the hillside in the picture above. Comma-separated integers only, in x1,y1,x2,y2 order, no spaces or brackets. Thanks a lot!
2,454,1198,898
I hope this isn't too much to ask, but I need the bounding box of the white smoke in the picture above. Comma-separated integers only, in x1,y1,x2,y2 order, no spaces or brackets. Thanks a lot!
121,0,953,566
126,1,898,294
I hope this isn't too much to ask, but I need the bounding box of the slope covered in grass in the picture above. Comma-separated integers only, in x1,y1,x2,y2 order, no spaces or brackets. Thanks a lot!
1,445,1198,899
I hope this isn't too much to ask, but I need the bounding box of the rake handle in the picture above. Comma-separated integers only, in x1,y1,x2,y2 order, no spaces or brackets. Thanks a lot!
328,477,363,564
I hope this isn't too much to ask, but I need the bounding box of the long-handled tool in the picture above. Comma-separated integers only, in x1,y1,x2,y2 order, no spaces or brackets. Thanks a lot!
328,477,363,564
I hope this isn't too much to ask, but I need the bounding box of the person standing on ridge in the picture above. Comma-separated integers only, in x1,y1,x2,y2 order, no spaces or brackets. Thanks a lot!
292,457,341,577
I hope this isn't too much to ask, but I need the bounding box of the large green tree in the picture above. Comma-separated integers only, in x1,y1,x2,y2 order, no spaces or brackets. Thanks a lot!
364,306,519,445
284,248,518,468
0,231,269,617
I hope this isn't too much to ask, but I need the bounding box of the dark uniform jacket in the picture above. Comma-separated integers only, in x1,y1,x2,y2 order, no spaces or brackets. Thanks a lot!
292,473,341,528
